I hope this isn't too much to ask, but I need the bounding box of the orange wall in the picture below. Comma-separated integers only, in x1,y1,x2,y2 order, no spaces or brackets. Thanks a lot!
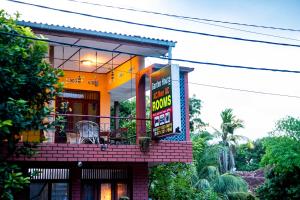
106,56,142,91
58,56,144,122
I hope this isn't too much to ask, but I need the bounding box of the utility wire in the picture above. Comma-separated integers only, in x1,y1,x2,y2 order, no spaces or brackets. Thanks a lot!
2,30,300,74
187,82,300,99
50,58,300,100
65,0,300,42
65,0,300,32
7,0,300,48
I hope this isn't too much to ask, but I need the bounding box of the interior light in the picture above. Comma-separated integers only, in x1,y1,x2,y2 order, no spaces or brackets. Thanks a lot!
80,59,94,66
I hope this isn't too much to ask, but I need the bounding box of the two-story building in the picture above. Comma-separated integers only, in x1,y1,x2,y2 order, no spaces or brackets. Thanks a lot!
11,21,193,200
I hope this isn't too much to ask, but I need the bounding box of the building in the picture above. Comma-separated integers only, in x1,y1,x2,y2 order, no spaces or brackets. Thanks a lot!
10,21,193,200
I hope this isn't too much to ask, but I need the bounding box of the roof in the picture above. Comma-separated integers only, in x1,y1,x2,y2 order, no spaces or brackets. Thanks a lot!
17,21,176,48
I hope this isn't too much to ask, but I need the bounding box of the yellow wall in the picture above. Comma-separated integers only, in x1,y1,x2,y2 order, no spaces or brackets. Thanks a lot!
106,56,142,91
58,56,144,121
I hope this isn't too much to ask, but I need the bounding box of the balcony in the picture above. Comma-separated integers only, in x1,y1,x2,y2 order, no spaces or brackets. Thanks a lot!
21,114,151,145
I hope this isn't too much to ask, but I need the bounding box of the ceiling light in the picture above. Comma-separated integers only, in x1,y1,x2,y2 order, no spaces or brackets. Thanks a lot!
80,59,94,66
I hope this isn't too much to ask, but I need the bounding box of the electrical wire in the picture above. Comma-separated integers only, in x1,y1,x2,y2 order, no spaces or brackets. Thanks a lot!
6,0,300,48
2,30,300,74
65,0,300,41
50,58,300,100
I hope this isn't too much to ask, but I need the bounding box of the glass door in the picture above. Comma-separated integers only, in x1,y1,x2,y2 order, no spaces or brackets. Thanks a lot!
100,183,112,200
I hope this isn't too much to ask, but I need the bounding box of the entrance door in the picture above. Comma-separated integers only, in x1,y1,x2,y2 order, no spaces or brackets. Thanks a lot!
56,90,100,132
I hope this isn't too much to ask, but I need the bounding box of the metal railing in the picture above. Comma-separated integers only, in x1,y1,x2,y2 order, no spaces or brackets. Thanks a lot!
38,114,151,145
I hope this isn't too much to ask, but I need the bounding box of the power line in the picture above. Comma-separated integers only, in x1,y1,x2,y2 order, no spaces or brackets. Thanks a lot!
7,0,300,48
51,60,300,99
44,56,300,100
65,0,300,32
1,29,296,100
2,30,300,74
68,0,300,42
182,18,300,42
187,82,300,99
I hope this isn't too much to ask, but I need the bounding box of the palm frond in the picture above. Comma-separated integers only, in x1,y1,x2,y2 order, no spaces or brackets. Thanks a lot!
213,174,248,195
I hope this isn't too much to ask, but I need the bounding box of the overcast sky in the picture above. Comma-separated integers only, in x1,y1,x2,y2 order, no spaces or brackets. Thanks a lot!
2,0,300,140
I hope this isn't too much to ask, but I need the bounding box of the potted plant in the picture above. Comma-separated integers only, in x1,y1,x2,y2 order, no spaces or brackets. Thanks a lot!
54,102,69,143
54,115,67,143
139,136,151,152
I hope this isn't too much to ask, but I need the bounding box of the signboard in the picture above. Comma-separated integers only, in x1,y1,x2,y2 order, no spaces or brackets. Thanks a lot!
151,66,173,138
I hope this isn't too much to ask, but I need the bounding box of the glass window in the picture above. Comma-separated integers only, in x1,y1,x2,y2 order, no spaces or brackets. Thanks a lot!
30,183,49,200
51,183,69,200
116,183,128,200
82,183,95,200
100,183,111,200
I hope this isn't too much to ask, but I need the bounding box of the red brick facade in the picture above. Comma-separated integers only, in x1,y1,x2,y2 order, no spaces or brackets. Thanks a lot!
132,164,149,200
10,141,193,163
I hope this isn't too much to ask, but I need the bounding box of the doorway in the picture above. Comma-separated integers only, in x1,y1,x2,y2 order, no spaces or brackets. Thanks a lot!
56,90,100,132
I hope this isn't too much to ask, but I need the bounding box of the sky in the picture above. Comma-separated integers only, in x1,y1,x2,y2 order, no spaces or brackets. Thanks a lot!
1,0,300,140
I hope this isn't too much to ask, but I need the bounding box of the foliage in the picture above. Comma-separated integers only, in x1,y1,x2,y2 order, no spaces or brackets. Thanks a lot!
235,139,265,171
227,192,257,200
260,136,300,173
0,10,63,199
189,94,206,133
0,163,30,200
257,167,300,200
257,116,300,199
271,116,300,141
149,163,198,200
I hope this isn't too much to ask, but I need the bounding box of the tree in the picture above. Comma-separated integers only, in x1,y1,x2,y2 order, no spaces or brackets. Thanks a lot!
257,116,300,199
214,108,245,173
192,133,254,200
235,139,265,171
0,11,62,199
189,94,206,133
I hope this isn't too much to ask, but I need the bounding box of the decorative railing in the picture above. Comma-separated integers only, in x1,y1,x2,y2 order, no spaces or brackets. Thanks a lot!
21,114,151,145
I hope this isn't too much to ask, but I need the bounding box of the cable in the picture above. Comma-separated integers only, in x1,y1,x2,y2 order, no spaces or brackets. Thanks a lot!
47,56,300,100
187,82,300,99
2,30,300,74
65,0,300,32
6,0,300,48
54,61,300,100
182,18,300,42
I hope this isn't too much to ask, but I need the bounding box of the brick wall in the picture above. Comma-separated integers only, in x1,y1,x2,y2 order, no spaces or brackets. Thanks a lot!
9,141,193,163
132,163,148,200
70,168,81,200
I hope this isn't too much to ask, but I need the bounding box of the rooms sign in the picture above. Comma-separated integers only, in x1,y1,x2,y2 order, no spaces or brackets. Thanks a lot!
151,65,176,138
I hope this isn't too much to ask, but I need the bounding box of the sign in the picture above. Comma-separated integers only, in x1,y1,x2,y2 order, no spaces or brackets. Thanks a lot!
151,66,173,138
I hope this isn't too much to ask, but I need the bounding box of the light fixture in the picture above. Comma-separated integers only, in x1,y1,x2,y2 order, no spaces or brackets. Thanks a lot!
80,59,94,66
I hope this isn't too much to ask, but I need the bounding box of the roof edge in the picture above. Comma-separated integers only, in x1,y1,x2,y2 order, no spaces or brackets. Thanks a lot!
150,63,194,73
17,21,176,48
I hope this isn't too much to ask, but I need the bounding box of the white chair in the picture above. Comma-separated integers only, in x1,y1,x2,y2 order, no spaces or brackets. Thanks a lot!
75,120,100,144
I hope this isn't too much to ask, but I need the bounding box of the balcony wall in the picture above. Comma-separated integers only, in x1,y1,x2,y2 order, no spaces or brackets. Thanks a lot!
9,141,192,163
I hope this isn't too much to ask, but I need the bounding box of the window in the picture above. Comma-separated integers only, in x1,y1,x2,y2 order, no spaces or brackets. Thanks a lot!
81,182,129,200
29,182,69,200
29,168,69,200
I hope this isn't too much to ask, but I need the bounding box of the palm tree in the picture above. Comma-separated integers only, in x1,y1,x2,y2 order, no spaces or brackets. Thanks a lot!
215,108,245,173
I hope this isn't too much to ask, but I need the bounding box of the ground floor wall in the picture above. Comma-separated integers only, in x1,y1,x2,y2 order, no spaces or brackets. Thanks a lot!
16,162,148,200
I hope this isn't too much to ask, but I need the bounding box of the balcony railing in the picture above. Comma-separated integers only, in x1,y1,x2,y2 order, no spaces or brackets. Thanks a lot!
21,114,151,145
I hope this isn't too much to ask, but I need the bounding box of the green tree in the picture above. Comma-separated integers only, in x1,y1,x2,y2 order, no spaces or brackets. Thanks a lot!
0,11,62,199
214,108,245,173
257,116,300,199
235,139,265,171
192,133,254,200
189,94,206,133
